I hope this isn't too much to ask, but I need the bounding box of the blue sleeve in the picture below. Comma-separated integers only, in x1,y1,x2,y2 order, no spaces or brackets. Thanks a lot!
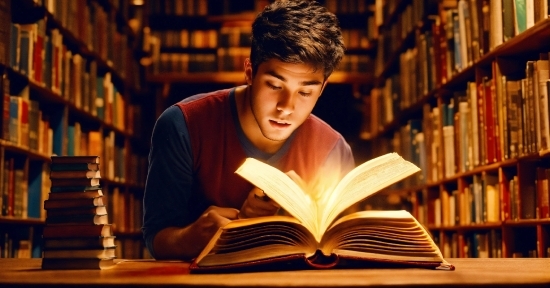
141,105,193,259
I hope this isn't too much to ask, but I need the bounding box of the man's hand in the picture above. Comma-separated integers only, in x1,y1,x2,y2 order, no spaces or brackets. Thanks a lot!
190,206,239,242
238,186,280,219
152,206,238,260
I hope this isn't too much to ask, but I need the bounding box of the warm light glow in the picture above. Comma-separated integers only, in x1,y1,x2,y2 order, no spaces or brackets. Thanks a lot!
132,0,144,5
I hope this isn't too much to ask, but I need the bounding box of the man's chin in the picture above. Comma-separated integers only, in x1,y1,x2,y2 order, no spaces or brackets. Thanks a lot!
261,131,290,143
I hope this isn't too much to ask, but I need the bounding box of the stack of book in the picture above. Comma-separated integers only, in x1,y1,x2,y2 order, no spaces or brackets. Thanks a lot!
41,156,116,270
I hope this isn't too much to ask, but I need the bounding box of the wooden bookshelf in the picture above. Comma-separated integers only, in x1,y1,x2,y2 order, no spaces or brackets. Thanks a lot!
0,0,149,260
362,0,550,259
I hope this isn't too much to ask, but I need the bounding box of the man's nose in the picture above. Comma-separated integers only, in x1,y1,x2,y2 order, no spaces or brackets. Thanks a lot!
276,91,294,115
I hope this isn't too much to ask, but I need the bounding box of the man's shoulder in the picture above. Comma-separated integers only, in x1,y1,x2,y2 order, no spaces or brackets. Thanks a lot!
303,114,343,139
177,88,232,106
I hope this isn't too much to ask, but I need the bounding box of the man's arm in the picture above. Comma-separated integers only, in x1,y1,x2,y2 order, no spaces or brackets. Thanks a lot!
152,206,238,260
142,106,198,259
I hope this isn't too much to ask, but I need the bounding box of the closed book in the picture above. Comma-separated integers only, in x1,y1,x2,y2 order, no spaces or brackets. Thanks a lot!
44,196,103,209
43,224,113,238
45,214,108,226
50,169,101,179
47,205,107,217
43,246,116,259
47,189,103,200
51,155,100,164
41,257,115,270
43,236,116,250
50,162,100,171
51,185,101,193
50,177,100,188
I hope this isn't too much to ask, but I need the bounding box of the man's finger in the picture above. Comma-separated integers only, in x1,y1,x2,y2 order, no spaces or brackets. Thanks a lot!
211,207,239,219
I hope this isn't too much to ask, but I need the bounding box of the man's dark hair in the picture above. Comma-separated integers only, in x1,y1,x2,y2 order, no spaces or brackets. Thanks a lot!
250,0,345,80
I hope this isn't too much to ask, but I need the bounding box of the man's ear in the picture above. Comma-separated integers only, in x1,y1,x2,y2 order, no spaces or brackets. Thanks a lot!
244,58,253,85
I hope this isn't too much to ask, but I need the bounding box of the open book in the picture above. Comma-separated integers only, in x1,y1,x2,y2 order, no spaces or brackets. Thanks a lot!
190,153,454,272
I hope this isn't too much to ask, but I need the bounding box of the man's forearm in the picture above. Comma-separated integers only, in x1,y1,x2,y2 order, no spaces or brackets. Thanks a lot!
152,225,204,261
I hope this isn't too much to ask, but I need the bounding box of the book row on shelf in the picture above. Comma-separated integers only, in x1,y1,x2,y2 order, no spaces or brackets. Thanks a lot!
17,0,141,91
147,40,373,75
0,68,147,186
0,0,151,259
143,0,376,75
148,0,374,17
151,51,374,75
358,0,550,259
151,27,372,51
6,17,136,132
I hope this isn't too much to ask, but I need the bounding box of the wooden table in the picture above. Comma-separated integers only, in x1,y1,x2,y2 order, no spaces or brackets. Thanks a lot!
0,258,549,287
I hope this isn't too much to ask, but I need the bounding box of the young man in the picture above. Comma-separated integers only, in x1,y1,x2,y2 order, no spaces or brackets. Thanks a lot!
142,0,354,260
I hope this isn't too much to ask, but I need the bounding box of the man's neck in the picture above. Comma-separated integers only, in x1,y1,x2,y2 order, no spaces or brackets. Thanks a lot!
235,85,285,154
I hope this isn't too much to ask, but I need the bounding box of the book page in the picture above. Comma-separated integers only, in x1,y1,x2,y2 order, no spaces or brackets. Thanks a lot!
320,210,444,262
235,158,318,234
318,153,420,236
195,216,317,267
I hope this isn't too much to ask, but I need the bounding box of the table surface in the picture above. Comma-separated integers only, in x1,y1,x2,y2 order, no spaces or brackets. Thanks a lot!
0,258,549,287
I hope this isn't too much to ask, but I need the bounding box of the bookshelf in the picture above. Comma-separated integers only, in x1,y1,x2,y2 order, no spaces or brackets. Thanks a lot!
0,0,150,259
361,0,550,259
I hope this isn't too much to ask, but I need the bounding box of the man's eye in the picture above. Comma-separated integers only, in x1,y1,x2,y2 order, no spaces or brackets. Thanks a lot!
267,83,281,90
299,92,312,97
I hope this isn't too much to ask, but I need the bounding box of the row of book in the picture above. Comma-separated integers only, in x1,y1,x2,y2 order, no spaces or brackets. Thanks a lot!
41,0,131,79
374,0,435,77
42,155,116,270
0,0,10,67
151,50,375,75
412,168,549,227
7,19,127,131
147,0,209,16
149,0,374,16
369,54,549,176
436,230,503,259
1,230,39,259
375,0,549,97
435,228,550,258
151,27,372,51
0,73,147,184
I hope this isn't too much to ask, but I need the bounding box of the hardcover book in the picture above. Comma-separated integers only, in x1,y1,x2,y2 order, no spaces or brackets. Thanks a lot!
41,257,116,270
49,169,101,179
43,246,116,259
49,162,100,171
51,155,100,164
190,153,454,272
50,177,100,188
46,188,103,200
45,214,108,226
43,196,103,209
46,205,107,217
43,236,116,250
42,224,113,239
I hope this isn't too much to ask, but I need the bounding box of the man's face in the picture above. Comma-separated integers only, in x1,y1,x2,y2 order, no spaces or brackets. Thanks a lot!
246,58,327,144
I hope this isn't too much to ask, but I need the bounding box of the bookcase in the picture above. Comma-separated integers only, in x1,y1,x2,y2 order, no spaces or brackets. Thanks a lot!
360,0,550,259
0,0,150,259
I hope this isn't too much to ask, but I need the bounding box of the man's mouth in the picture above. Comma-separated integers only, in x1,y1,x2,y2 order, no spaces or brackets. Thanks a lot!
269,120,291,129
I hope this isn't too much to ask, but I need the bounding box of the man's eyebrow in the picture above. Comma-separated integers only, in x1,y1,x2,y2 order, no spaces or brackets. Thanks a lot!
266,70,323,86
